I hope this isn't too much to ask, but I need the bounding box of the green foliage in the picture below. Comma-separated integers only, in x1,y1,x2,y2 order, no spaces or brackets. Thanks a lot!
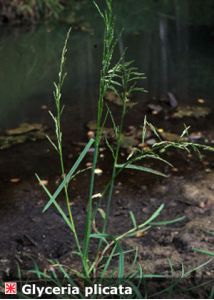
193,248,214,257
33,0,214,297
1,0,64,23
37,0,64,19
2,0,214,28
113,0,214,32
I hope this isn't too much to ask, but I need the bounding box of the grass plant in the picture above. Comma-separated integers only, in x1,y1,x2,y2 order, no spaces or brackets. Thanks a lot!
32,0,214,298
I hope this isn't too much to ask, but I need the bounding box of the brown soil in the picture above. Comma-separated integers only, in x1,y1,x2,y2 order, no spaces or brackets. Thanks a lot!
0,105,214,298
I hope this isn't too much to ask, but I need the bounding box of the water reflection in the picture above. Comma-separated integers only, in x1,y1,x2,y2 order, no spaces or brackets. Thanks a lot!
0,2,213,129
0,26,100,129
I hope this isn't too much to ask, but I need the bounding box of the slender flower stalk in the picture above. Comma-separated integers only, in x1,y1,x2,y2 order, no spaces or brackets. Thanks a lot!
103,61,146,232
82,0,117,274
104,93,127,231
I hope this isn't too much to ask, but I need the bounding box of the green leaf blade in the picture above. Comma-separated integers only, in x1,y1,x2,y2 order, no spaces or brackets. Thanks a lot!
116,163,168,177
42,138,94,212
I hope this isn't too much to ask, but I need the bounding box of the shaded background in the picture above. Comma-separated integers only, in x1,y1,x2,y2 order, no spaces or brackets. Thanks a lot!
0,0,213,131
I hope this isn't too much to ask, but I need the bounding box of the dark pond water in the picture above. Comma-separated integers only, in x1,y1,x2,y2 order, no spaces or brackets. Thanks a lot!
0,3,213,133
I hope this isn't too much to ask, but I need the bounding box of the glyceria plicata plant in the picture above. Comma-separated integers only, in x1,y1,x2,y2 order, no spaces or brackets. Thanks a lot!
34,0,214,297
36,0,168,279
82,0,117,270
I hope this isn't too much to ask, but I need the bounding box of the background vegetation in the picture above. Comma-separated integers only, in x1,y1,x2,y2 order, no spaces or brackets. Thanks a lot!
1,0,214,29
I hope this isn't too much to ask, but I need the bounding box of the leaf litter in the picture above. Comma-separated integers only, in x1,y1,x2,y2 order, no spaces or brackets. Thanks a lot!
172,106,211,119
0,123,46,150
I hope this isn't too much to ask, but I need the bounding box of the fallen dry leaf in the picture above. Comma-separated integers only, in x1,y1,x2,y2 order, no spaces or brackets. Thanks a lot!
39,180,48,186
146,138,157,146
94,168,103,175
0,123,46,150
41,105,48,110
10,178,21,183
86,121,114,138
135,231,145,238
160,131,182,142
197,99,205,104
147,103,163,115
87,131,95,139
105,91,136,108
6,123,44,135
92,193,102,200
172,106,211,119
86,162,93,167
120,134,139,149
189,132,203,140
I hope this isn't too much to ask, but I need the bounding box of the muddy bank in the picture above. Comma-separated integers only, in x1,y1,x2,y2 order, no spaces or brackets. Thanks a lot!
0,100,214,270
0,118,213,282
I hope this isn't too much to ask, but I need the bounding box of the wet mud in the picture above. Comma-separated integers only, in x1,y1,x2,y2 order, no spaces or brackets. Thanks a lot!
0,103,213,291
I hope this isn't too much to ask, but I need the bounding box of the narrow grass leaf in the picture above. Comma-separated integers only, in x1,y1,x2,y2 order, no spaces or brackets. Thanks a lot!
117,244,124,279
138,204,165,229
192,248,214,256
46,134,58,151
116,163,168,177
106,103,118,136
100,244,117,278
125,280,143,299
140,154,173,167
142,274,167,278
151,216,186,226
147,122,162,141
90,233,111,239
98,208,106,220
94,1,104,19
131,247,139,270
57,264,84,298
180,125,190,138
36,174,74,232
142,116,147,144
105,136,115,159
129,211,137,229
184,259,213,277
43,138,94,212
